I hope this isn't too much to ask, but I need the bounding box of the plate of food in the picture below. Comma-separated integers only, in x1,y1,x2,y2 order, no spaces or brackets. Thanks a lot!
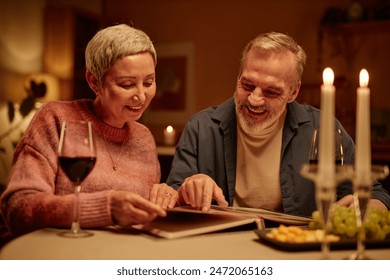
255,225,390,251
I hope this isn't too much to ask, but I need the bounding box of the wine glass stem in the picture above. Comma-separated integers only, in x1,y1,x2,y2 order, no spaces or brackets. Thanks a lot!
317,193,335,259
353,192,369,259
71,184,82,235
321,236,330,259
356,226,366,258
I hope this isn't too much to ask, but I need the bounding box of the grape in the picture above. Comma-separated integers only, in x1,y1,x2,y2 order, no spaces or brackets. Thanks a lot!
336,223,347,235
345,226,357,237
310,205,390,240
312,210,320,221
345,216,356,227
308,212,322,230
333,216,343,227
383,224,390,235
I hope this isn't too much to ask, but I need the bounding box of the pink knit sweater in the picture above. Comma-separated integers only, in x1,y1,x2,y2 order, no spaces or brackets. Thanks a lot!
0,100,160,235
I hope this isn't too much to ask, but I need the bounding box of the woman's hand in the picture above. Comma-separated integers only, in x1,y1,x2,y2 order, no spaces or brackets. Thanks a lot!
178,174,228,212
109,191,166,227
149,183,179,209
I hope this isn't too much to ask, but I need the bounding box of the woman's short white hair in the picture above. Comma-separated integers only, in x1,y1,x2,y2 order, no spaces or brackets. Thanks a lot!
85,24,157,83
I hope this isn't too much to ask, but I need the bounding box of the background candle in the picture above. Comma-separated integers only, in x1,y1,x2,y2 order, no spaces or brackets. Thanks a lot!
355,69,371,183
319,67,336,183
164,125,176,146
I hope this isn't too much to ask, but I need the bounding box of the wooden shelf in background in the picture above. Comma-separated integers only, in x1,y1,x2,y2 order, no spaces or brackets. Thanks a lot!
337,20,390,35
372,142,390,162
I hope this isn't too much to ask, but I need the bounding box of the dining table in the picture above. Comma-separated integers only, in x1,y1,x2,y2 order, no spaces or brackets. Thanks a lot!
1,226,389,260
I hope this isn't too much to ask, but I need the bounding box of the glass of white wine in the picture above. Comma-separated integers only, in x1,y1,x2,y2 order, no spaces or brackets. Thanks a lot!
58,121,96,238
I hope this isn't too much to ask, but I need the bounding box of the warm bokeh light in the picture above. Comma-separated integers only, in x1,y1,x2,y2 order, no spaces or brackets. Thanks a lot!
166,125,174,133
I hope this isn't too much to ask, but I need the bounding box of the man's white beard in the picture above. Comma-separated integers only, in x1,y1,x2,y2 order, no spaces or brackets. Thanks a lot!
236,103,285,135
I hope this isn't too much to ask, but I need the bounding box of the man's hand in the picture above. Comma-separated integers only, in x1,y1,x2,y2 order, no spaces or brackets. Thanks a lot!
178,174,228,211
337,194,388,210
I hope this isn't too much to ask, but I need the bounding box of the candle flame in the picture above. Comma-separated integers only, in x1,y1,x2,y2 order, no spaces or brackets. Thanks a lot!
323,67,334,86
359,69,369,87
166,125,174,133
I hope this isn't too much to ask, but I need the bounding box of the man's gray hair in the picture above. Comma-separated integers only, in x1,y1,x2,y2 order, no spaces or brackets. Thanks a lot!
240,32,307,86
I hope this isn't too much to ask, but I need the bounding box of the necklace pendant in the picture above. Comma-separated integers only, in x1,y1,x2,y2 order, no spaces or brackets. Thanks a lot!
101,128,128,173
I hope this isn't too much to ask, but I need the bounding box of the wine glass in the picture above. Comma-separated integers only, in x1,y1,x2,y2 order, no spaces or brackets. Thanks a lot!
309,128,344,166
58,121,96,238
304,128,348,259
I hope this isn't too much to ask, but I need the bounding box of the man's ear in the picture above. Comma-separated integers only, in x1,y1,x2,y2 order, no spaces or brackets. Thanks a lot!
287,81,301,103
85,70,100,94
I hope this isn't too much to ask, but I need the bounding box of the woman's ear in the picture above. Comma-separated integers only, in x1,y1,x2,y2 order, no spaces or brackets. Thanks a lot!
85,70,100,95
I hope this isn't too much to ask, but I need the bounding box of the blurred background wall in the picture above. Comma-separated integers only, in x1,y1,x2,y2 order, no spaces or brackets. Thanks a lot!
1,0,390,186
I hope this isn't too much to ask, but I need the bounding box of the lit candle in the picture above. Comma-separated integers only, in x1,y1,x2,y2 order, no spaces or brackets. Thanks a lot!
319,67,336,183
355,69,371,184
164,125,176,146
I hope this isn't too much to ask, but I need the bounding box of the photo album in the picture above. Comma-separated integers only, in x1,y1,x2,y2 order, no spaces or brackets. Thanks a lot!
126,206,312,239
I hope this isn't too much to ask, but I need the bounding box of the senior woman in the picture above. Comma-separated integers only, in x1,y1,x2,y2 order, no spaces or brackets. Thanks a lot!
0,24,178,237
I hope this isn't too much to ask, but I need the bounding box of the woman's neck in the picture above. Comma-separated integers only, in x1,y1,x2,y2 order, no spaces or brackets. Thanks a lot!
92,99,125,128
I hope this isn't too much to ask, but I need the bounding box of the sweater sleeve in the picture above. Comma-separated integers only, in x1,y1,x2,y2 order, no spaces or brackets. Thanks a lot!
0,102,114,235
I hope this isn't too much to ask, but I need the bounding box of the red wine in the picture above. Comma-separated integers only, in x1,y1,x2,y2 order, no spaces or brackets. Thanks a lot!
59,157,96,184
